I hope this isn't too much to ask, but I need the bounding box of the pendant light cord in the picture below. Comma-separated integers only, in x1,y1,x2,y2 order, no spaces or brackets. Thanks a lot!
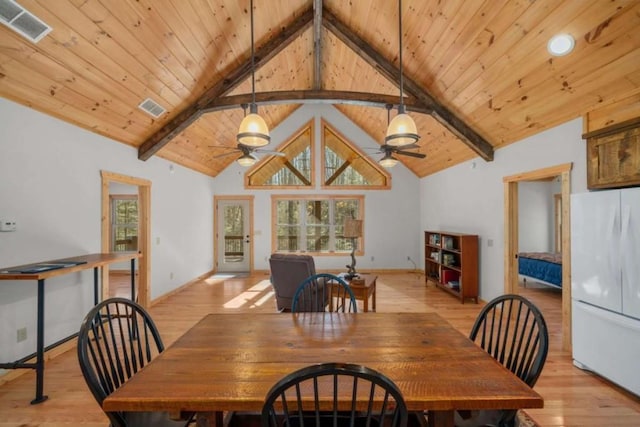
398,0,404,111
251,0,256,106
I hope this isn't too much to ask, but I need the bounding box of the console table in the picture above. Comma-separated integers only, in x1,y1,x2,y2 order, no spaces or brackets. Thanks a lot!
0,252,140,404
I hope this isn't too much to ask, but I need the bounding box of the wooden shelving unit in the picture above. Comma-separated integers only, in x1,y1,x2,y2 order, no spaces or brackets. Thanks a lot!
424,231,478,303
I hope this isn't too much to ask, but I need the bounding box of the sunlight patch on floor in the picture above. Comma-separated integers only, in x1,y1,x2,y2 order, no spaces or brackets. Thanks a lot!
223,279,274,309
204,273,240,285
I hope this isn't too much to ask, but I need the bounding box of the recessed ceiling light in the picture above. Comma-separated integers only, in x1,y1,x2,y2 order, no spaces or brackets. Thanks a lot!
547,34,575,56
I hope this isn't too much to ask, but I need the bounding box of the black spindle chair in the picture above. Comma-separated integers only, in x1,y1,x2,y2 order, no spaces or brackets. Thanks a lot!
291,273,357,313
261,362,408,427
463,294,549,427
77,297,193,427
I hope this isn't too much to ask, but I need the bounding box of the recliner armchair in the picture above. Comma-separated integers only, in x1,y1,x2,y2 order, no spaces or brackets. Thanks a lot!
268,253,317,311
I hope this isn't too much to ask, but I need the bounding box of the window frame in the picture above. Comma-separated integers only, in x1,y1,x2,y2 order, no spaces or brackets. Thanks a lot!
271,194,365,257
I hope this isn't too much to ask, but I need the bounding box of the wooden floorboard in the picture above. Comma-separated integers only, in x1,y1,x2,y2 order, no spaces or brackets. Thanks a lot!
0,272,639,426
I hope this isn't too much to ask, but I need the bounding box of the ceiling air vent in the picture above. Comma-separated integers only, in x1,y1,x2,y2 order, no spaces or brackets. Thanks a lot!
0,0,52,43
138,98,167,118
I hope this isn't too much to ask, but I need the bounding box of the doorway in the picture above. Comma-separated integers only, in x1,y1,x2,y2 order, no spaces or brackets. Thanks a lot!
101,171,151,307
214,196,254,273
503,163,572,351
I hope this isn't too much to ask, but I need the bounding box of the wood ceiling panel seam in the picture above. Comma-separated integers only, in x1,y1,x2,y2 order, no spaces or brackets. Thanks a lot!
443,0,568,106
488,58,640,148
0,31,154,130
422,0,511,94
73,0,192,102
466,0,638,121
468,6,640,131
21,0,177,110
0,73,141,145
450,0,598,111
110,0,210,83
95,0,204,98
408,0,467,82
431,0,530,94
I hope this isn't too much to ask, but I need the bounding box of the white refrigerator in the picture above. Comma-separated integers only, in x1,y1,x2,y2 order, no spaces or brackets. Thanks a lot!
571,187,640,396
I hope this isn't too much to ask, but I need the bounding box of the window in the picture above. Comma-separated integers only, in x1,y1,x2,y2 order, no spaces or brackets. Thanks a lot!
110,195,138,252
246,121,314,188
272,195,364,255
322,121,390,189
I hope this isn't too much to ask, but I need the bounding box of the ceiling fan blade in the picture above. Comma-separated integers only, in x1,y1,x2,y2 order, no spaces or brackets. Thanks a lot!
211,150,241,160
254,150,286,157
382,143,421,151
395,150,426,159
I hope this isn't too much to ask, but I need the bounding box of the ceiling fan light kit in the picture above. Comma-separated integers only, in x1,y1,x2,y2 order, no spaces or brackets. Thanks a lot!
237,152,258,167
379,152,399,168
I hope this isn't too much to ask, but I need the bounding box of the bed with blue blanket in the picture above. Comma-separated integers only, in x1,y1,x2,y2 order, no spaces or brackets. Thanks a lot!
518,252,562,288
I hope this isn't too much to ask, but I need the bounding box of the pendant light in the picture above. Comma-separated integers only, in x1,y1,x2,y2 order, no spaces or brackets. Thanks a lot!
385,0,419,147
379,105,398,168
237,0,270,147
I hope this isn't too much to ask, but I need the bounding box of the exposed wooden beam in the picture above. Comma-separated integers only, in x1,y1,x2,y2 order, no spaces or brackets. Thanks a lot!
313,0,323,90
284,160,311,185
202,90,431,115
138,7,314,161
322,9,494,161
325,160,351,186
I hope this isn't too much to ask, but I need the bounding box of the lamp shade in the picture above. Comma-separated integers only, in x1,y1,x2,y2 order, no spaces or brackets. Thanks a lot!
379,153,399,168
237,112,270,147
343,218,363,238
385,112,419,146
237,152,258,167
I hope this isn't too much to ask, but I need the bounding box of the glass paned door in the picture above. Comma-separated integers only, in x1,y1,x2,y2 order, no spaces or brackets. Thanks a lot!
216,199,251,272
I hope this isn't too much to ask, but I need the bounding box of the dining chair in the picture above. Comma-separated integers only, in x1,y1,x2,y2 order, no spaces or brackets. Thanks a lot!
261,362,408,427
77,297,194,427
291,273,357,313
457,294,549,427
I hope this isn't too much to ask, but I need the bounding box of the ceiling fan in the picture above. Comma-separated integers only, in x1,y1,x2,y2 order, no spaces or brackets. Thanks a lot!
368,143,426,159
210,143,285,166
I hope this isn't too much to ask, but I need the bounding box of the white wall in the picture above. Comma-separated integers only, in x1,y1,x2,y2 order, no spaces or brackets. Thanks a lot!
214,104,423,272
0,98,215,369
419,118,587,301
519,181,554,252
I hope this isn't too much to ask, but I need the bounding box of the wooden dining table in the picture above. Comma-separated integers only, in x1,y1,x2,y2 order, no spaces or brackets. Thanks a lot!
103,312,543,427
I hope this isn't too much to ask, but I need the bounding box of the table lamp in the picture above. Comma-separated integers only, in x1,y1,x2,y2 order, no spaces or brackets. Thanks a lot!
343,218,363,280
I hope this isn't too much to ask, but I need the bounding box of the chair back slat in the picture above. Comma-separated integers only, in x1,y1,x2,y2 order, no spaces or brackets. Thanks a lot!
262,363,408,427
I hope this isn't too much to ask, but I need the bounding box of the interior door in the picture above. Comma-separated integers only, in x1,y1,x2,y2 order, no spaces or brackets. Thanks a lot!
216,198,251,273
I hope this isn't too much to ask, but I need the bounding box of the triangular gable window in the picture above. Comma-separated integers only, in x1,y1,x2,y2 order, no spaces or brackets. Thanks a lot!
246,121,314,188
321,120,390,189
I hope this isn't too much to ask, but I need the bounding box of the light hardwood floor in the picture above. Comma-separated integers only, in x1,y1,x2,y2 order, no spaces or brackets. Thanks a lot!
0,272,639,426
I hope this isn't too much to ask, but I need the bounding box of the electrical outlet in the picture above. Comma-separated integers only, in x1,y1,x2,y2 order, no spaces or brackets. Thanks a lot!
17,327,27,343
407,256,411,260
370,256,375,262
170,272,174,280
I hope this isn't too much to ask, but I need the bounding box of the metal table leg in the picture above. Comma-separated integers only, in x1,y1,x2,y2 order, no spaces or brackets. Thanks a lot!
31,278,48,404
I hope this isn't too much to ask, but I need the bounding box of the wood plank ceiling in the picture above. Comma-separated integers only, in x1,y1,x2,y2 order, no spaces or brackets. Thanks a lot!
0,0,639,178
